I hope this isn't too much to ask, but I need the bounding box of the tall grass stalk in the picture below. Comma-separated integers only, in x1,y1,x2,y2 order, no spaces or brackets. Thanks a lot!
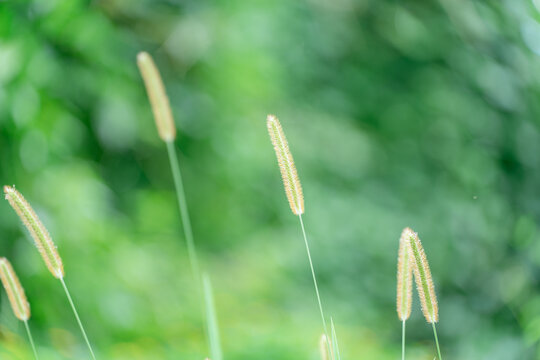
401,320,406,360
137,51,202,281
203,274,223,360
298,214,329,339
23,319,39,360
165,141,201,282
406,228,441,360
4,186,97,360
137,51,222,356
330,318,341,360
266,114,330,357
60,278,96,360
397,228,413,360
432,322,442,360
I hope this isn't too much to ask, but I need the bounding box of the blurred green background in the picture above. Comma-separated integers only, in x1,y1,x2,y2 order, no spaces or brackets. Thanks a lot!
1,0,540,359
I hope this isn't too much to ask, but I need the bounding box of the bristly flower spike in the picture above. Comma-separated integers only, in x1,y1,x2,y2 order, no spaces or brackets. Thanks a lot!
4,186,95,359
397,228,413,321
137,51,177,142
4,186,64,279
266,114,304,215
0,257,30,321
406,228,443,360
406,227,438,323
0,257,39,360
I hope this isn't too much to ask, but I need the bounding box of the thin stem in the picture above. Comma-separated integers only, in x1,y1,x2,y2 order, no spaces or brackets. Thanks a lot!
60,278,96,360
166,141,201,282
298,214,330,353
431,322,442,360
165,141,221,355
401,320,406,360
24,320,39,360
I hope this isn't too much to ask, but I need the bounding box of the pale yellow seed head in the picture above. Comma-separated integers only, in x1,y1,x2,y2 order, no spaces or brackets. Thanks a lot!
0,258,30,321
4,186,64,279
319,334,333,360
406,228,439,323
397,227,413,321
266,114,304,215
137,51,176,142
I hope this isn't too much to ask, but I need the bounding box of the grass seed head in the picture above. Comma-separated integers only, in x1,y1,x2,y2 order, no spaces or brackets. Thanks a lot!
266,115,304,215
0,257,30,321
406,227,439,323
397,227,413,321
137,51,176,142
4,186,64,279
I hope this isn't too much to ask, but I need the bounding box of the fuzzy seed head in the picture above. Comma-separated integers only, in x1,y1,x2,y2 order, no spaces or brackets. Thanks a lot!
266,115,304,215
137,51,176,142
4,186,64,279
397,228,413,321
0,258,30,321
406,228,439,323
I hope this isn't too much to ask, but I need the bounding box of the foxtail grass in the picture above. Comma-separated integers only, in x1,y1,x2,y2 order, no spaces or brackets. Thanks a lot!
136,52,176,142
397,228,413,360
137,51,222,356
266,114,330,352
405,228,442,360
4,186,63,279
136,51,200,281
4,186,96,360
0,257,38,360
266,115,304,215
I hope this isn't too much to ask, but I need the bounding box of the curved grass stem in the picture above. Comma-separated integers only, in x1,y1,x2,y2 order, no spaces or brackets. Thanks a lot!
24,320,39,360
431,322,442,360
298,214,330,357
402,320,406,360
60,278,96,360
166,141,201,282
165,141,223,358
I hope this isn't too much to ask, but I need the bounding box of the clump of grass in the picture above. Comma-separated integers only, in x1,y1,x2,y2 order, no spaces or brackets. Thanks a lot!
137,51,222,357
405,227,442,360
4,186,97,360
397,228,413,360
266,114,330,356
0,257,38,360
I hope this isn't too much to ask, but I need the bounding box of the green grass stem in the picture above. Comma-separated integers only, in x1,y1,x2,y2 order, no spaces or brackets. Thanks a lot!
298,214,330,356
60,278,96,360
203,274,223,360
432,322,442,360
165,140,223,357
23,320,39,360
165,141,201,282
330,318,341,360
402,320,406,360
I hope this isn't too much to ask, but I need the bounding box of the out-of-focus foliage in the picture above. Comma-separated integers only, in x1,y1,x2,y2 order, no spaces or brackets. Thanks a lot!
0,0,540,359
